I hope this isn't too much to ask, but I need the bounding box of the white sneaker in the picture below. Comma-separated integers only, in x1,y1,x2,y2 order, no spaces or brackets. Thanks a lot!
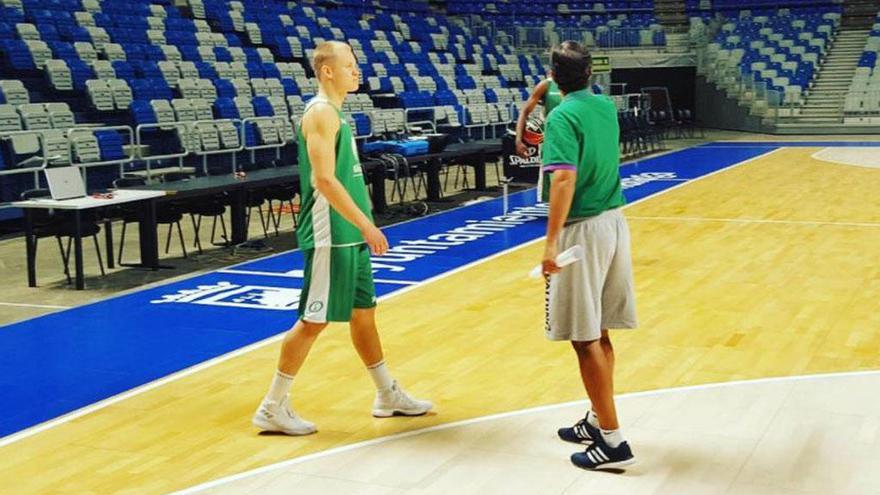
252,395,317,436
372,380,433,417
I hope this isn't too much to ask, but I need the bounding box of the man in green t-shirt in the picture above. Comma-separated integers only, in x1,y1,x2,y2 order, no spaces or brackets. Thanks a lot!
515,77,562,157
540,41,637,470
253,41,432,436
514,77,563,202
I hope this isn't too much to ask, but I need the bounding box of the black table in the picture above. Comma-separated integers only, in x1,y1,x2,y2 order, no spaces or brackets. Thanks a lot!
137,166,300,245
405,139,504,201
13,190,165,290
136,162,387,242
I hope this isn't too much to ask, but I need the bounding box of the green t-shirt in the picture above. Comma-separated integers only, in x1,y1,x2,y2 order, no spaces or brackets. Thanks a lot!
538,79,563,202
541,79,563,118
296,97,373,249
541,88,626,219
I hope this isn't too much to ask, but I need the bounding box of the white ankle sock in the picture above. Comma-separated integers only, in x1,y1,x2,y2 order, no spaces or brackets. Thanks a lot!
266,370,295,404
600,429,624,449
367,360,394,391
586,410,599,428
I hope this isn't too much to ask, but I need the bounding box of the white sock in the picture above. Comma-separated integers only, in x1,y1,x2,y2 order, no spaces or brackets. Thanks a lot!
600,429,625,449
265,370,295,404
367,360,394,391
586,410,599,428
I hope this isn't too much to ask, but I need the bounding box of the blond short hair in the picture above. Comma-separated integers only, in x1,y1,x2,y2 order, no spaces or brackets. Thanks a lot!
312,41,349,81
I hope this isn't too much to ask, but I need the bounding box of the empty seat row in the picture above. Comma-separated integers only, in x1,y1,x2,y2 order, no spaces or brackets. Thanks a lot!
0,79,28,105
0,102,74,132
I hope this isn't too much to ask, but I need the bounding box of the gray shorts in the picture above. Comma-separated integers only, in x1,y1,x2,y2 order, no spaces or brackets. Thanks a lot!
545,207,638,342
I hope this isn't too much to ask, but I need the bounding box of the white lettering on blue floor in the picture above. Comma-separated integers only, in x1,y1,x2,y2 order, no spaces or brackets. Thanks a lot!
154,173,682,301
370,204,547,274
621,172,680,189
151,281,301,310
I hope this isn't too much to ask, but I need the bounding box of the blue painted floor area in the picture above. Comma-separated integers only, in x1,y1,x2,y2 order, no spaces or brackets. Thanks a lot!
0,144,774,438
698,141,880,148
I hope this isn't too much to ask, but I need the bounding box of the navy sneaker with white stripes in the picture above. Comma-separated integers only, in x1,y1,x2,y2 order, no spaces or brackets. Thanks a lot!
557,415,599,444
571,440,635,470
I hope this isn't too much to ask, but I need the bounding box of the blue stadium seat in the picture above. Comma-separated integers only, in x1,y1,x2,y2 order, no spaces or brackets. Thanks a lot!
95,130,126,161
130,100,157,125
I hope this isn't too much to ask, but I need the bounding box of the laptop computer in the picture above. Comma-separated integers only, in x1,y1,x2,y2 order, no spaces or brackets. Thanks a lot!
45,167,87,200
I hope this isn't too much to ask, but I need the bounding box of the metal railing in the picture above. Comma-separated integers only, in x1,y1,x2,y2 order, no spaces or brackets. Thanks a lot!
189,118,245,175
135,121,192,181
694,24,823,125
469,23,666,50
67,125,135,186
842,91,880,118
459,102,517,140
67,125,134,168
747,80,810,125
241,116,295,152
0,98,520,210
404,106,442,133
0,126,137,204
0,130,49,201
696,51,807,125
136,121,191,160
0,130,51,174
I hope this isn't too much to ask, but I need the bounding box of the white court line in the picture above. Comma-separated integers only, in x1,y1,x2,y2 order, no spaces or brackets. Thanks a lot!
217,269,304,277
220,269,418,286
373,279,417,286
0,147,782,449
703,141,874,145
811,147,880,169
172,369,880,495
0,302,71,310
217,268,418,286
628,215,880,229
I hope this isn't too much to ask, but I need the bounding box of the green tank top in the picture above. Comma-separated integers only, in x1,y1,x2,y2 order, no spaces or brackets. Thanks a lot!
542,79,563,118
540,79,562,201
296,97,373,249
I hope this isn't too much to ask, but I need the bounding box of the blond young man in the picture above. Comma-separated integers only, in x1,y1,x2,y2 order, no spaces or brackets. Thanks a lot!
253,41,432,435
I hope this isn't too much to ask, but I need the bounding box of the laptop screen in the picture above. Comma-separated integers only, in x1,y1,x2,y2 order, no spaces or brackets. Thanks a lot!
45,167,87,200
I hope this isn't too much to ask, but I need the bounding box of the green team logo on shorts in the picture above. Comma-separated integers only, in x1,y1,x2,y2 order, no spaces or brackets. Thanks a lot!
308,301,324,313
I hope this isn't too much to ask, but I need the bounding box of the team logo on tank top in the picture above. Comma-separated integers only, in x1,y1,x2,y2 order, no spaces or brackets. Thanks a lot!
350,134,363,177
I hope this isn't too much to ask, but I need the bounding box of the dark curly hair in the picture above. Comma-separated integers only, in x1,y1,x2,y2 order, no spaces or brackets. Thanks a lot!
550,41,592,94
